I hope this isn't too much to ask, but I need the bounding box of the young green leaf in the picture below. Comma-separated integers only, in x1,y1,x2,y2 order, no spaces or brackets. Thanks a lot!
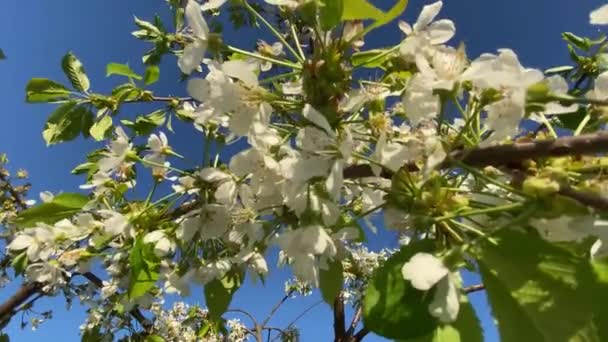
319,258,344,305
15,192,89,227
204,271,242,320
61,52,90,92
121,110,166,136
405,300,483,342
89,115,113,141
25,78,71,103
144,65,160,85
363,240,439,339
129,237,160,300
106,63,143,80
474,229,600,342
42,102,94,145
319,0,344,31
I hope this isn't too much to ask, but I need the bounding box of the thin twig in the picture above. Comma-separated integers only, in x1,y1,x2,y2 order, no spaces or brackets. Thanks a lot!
463,284,485,294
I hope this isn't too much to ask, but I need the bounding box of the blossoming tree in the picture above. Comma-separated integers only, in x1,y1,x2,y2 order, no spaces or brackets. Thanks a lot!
2,0,608,341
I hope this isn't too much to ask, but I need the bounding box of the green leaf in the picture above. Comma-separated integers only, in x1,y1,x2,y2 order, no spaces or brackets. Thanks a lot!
342,0,385,21
11,251,28,276
42,102,94,145
581,256,608,339
61,52,90,92
121,110,166,136
319,0,344,31
16,192,89,227
144,65,160,85
145,335,165,342
25,78,71,103
342,0,408,32
205,271,242,320
81,326,102,342
134,16,162,35
129,237,160,300
406,300,483,342
562,32,590,51
363,240,439,339
106,63,142,80
319,258,344,305
474,229,600,342
89,115,113,141
351,48,391,68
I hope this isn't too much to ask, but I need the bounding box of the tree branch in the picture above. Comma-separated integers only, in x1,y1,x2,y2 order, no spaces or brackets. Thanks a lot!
463,284,485,294
333,296,345,342
343,132,608,210
345,306,362,338
0,282,40,325
350,327,369,342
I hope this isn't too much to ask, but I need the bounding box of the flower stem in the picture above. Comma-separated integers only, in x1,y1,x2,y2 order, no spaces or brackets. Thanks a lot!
242,1,304,63
226,45,302,70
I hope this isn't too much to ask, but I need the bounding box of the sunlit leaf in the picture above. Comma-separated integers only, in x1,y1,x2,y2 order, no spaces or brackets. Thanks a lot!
61,52,90,92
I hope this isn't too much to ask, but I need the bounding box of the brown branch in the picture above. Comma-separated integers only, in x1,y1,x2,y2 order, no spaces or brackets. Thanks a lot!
448,132,608,168
343,132,608,210
345,306,362,338
0,282,40,324
350,327,369,342
463,284,485,294
333,296,345,342
558,186,608,210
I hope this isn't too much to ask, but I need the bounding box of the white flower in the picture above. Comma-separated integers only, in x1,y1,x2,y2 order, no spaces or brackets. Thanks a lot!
201,0,228,11
587,71,608,101
414,44,468,92
98,127,133,176
399,1,455,60
535,75,578,116
26,261,66,292
591,4,608,25
258,40,284,72
282,78,303,95
178,0,210,74
144,230,175,257
402,73,440,125
172,175,198,194
401,252,448,290
39,191,54,203
275,225,338,286
7,226,54,261
198,259,232,283
401,252,459,323
99,210,131,236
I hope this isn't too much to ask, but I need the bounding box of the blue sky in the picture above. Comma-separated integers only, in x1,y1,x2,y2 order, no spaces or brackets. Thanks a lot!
0,0,605,341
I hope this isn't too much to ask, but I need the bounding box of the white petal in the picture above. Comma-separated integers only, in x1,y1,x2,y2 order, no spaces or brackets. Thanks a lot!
201,0,228,11
325,159,344,201
414,1,443,31
178,41,207,75
427,19,455,45
302,104,335,138
185,0,209,39
8,235,35,251
199,168,231,182
144,230,165,244
401,252,448,290
222,60,259,87
591,4,608,25
428,276,460,323
154,238,173,257
187,78,211,101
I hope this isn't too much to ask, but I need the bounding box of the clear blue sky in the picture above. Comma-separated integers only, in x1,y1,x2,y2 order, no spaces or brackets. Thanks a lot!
0,0,604,341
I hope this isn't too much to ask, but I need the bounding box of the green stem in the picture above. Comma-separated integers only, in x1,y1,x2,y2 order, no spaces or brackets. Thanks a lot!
242,1,303,63
449,219,487,238
138,158,189,175
290,24,306,61
574,112,592,136
259,71,299,85
455,161,529,198
434,202,524,222
353,45,400,67
226,45,302,70
538,113,557,138
145,181,158,207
